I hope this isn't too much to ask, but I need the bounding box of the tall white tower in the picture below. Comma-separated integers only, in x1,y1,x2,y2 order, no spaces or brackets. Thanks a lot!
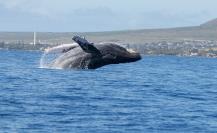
33,32,36,46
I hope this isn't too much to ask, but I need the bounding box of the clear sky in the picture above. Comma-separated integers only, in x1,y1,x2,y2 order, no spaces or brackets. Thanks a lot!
0,0,216,32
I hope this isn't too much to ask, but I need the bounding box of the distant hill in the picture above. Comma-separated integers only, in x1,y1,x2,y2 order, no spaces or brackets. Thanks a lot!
200,18,217,28
0,18,217,44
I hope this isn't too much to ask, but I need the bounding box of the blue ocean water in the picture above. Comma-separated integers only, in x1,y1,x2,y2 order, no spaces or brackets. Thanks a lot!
0,49,217,133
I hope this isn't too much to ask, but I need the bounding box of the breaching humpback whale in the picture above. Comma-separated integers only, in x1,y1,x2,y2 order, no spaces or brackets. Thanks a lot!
50,36,141,69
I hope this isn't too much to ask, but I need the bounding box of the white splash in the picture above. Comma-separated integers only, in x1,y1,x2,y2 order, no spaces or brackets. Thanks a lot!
39,43,77,69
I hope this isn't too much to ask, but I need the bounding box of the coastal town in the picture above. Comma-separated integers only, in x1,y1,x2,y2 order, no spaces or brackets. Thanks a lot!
127,40,217,58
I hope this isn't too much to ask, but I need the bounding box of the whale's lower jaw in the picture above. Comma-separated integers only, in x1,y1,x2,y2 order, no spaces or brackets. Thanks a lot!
114,51,141,64
87,55,141,69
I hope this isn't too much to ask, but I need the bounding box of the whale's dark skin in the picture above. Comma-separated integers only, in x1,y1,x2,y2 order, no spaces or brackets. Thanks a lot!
51,36,141,69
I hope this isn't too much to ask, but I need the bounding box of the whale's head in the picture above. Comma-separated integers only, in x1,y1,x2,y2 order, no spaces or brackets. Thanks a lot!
87,43,141,69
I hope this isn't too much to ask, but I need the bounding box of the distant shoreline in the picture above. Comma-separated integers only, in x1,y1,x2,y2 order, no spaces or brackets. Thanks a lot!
1,18,217,57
